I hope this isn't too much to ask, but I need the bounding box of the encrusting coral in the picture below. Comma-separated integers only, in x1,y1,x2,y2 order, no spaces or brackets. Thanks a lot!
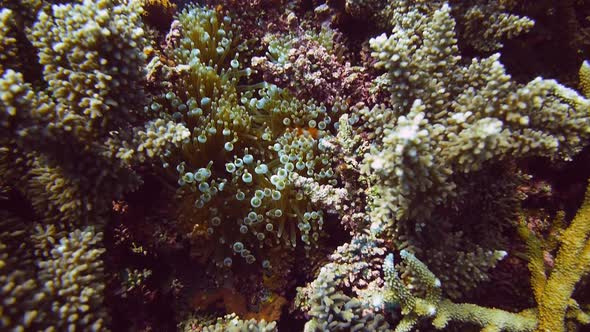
1,0,590,330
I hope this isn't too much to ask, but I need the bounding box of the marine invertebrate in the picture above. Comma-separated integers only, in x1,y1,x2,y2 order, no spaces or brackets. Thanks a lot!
579,60,590,97
0,210,38,331
2,0,590,330
182,313,278,332
451,0,534,52
1,0,147,225
0,9,17,74
111,4,338,269
359,1,590,298
1,0,149,329
252,27,371,106
1,215,108,331
381,250,537,332
378,191,590,332
33,225,109,331
340,0,534,52
518,182,590,332
298,235,391,331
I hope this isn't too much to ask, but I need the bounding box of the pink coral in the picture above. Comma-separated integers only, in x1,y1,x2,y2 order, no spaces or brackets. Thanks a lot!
253,37,373,106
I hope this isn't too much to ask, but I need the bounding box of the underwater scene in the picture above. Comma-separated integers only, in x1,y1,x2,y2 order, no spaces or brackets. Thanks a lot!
2,0,590,331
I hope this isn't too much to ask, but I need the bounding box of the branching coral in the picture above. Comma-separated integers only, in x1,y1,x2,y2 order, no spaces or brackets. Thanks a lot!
1,211,109,331
518,182,590,332
1,0,149,329
0,8,17,75
340,0,534,52
300,236,391,331
376,180,590,332
1,0,147,225
451,0,534,52
358,1,590,299
381,250,537,332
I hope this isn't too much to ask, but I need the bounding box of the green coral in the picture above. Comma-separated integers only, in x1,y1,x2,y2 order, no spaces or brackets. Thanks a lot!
359,1,590,299
29,0,148,139
301,236,391,331
380,203,590,332
344,0,534,52
0,211,38,331
1,0,150,329
32,225,108,331
455,0,534,52
0,8,17,74
1,211,108,331
1,0,147,225
1,0,590,330
382,251,537,332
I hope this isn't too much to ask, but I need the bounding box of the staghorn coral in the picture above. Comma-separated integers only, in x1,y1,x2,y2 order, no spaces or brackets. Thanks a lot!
1,212,109,331
358,1,590,299
380,250,538,332
580,60,590,97
32,225,109,331
1,0,148,225
300,238,391,332
339,0,534,52
451,0,534,52
1,0,148,329
29,0,148,140
518,181,590,332
377,199,590,332
0,8,17,75
0,210,38,331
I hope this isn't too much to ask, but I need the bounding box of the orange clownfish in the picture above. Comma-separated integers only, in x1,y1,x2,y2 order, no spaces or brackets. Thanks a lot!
295,126,319,139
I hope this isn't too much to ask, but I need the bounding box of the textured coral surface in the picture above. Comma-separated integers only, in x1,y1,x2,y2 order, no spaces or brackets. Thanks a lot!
1,0,590,331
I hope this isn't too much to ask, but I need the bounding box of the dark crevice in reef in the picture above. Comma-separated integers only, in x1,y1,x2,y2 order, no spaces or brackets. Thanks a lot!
500,0,590,88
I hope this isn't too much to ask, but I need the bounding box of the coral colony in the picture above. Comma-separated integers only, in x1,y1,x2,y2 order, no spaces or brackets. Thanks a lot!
2,0,590,331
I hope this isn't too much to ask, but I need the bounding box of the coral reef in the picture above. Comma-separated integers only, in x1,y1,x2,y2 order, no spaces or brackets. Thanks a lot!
1,0,146,226
110,4,338,271
359,1,590,299
1,207,108,331
518,184,590,331
1,0,590,331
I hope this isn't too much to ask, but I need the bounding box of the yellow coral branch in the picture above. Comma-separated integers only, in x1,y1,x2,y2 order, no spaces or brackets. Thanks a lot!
518,220,547,301
530,181,590,332
579,60,590,98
